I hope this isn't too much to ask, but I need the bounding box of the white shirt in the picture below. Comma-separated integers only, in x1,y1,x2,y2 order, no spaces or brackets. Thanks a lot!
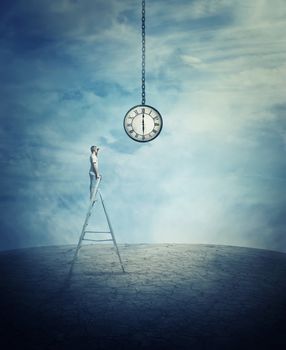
89,153,98,175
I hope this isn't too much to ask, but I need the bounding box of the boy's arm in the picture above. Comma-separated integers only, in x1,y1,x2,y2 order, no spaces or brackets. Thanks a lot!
93,161,100,179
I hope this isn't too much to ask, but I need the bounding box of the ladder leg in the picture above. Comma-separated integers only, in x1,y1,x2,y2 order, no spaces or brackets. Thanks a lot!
68,178,102,279
99,190,125,273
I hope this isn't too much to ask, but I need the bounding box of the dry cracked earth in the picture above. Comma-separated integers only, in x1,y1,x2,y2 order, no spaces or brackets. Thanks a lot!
1,244,286,349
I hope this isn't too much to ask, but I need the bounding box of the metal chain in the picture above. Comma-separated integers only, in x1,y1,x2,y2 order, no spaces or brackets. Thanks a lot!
141,0,146,105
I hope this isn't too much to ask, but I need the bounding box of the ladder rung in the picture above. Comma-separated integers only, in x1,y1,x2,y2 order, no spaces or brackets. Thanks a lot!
82,239,113,242
84,230,111,234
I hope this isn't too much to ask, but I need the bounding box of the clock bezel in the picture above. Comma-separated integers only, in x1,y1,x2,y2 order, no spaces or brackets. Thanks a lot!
123,104,163,143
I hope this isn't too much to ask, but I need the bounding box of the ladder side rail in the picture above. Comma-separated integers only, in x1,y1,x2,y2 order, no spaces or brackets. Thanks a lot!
69,177,102,275
99,190,125,273
74,177,102,256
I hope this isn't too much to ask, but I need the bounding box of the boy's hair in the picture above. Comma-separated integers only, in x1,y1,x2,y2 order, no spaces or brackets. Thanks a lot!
90,145,98,152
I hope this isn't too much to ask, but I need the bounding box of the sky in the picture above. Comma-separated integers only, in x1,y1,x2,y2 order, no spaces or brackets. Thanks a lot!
0,0,286,252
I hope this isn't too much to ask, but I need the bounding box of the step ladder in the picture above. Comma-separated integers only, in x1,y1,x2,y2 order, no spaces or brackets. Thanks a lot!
68,177,125,277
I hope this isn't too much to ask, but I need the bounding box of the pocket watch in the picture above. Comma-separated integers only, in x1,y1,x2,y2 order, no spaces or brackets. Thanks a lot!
123,104,163,142
123,1,163,143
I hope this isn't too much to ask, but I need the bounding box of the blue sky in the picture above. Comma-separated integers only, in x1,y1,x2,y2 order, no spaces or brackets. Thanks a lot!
0,0,285,252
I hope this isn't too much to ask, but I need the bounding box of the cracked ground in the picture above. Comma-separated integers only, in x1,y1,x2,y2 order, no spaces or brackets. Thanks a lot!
1,244,286,349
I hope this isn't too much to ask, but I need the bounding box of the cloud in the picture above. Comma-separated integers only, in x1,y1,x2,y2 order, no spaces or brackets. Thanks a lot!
180,54,204,67
0,0,285,252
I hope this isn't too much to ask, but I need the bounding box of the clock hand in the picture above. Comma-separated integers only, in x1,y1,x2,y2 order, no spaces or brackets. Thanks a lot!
142,114,145,135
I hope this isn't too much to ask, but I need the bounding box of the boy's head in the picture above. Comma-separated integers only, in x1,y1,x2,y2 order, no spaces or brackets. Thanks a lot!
90,145,99,153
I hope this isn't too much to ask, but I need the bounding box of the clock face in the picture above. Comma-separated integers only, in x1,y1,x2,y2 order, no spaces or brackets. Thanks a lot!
123,105,163,142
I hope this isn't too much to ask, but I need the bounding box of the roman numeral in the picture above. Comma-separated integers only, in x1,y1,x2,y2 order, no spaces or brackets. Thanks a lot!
142,108,145,114
154,122,160,126
134,110,139,115
127,123,132,127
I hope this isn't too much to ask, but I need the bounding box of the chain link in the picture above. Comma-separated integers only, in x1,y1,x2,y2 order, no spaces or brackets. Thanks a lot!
141,0,146,105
